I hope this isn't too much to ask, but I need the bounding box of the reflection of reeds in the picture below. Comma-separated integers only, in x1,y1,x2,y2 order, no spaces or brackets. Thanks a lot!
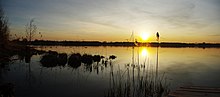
105,63,170,97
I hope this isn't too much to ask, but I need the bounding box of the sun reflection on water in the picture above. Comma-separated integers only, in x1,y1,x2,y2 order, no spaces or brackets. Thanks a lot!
141,47,148,57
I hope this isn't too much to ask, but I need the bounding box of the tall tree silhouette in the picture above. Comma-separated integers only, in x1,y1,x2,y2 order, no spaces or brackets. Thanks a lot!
0,7,9,48
25,18,37,44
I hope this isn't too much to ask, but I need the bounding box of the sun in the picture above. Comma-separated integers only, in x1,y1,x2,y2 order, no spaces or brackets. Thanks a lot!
141,32,149,41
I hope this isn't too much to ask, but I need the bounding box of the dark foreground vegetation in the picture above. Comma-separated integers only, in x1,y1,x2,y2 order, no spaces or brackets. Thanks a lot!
0,7,45,96
39,51,169,97
0,43,47,96
40,51,116,69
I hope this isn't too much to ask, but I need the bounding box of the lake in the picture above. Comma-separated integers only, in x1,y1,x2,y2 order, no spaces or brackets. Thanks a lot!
1,46,220,97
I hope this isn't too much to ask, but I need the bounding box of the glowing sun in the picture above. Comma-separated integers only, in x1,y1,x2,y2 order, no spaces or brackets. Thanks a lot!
141,32,149,41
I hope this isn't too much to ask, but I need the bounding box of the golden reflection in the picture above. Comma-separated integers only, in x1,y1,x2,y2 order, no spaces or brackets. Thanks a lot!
141,47,148,57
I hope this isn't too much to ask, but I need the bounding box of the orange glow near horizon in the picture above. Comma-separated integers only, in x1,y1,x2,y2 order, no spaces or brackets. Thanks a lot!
3,0,220,43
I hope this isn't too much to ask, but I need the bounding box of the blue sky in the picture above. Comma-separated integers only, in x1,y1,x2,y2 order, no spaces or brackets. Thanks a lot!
1,0,220,42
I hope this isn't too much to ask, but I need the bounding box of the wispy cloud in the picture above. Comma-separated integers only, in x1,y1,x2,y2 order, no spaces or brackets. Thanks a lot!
2,0,220,42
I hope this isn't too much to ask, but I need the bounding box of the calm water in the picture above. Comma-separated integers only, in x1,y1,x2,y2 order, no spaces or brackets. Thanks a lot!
1,46,220,97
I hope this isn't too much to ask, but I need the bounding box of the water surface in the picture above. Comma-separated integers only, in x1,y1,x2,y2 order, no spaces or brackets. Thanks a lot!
1,46,220,97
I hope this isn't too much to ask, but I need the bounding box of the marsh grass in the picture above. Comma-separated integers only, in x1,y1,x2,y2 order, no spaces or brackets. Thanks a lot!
105,63,170,97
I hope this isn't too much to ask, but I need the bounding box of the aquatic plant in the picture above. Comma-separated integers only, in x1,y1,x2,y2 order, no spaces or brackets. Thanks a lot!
109,55,116,60
93,55,101,63
48,50,58,55
68,53,81,69
40,53,58,68
105,65,170,97
81,54,93,65
57,53,67,66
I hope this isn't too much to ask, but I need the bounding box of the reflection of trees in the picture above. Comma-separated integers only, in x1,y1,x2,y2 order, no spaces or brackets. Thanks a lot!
0,83,15,97
0,59,10,84
0,48,37,96
24,49,36,88
11,47,45,88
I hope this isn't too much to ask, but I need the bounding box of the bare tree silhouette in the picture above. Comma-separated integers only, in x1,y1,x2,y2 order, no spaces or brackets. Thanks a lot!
25,18,37,44
0,7,9,48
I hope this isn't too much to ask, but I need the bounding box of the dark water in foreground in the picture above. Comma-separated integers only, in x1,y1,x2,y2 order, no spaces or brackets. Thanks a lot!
1,46,220,97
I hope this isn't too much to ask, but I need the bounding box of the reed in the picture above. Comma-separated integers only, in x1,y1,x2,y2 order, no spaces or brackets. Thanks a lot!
105,63,170,97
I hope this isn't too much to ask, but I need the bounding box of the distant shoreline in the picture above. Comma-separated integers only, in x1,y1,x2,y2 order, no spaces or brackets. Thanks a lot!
14,40,220,48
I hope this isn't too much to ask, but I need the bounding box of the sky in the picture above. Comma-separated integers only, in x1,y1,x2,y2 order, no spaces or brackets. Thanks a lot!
1,0,220,42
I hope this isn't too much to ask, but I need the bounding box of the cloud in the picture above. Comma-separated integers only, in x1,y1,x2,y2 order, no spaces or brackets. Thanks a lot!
2,0,220,42
1,0,214,30
208,34,220,37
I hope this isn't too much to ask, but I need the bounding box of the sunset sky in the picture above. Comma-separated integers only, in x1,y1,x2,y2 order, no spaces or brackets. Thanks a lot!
1,0,220,42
